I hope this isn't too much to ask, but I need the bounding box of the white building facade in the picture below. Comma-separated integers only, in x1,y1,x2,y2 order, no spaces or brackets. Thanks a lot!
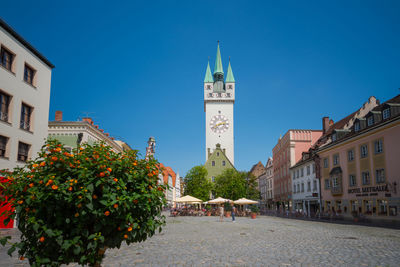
204,43,235,165
291,152,320,217
0,19,54,171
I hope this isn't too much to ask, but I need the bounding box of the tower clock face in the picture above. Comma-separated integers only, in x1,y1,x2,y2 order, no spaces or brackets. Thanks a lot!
210,115,229,134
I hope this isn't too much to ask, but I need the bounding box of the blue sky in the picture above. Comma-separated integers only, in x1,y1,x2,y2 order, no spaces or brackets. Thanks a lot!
2,1,400,176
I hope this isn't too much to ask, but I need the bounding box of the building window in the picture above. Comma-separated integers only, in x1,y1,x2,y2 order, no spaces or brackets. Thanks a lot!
0,135,8,158
300,168,304,177
313,180,317,191
323,158,328,168
351,200,358,212
332,133,337,142
312,163,315,173
307,181,311,192
228,85,232,89
296,169,299,178
332,177,339,188
307,166,310,175
360,144,368,158
376,169,385,184
364,200,372,213
0,92,10,122
349,174,356,187
362,171,370,185
222,161,226,166
367,116,374,126
348,150,354,161
293,185,296,193
0,46,14,71
212,161,215,166
17,142,30,162
216,152,219,156
324,179,331,189
374,139,383,154
301,183,304,192
333,154,339,166
383,108,390,120
208,93,213,97
20,103,32,131
292,172,295,180
24,64,35,85
377,200,388,215
354,122,360,132
297,184,300,193
206,85,211,90
212,176,215,182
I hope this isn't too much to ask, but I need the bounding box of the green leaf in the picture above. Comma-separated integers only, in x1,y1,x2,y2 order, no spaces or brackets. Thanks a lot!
99,200,108,206
33,223,40,233
73,246,81,255
87,184,94,193
86,203,93,210
65,218,70,224
0,236,11,246
7,246,15,256
45,229,55,237
3,217,11,227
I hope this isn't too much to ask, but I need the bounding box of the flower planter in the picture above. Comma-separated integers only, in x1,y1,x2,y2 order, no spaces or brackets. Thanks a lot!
206,211,211,216
250,212,256,219
225,211,231,218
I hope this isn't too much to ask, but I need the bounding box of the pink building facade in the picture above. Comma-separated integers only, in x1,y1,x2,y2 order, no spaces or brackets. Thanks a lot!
318,94,400,221
273,130,322,210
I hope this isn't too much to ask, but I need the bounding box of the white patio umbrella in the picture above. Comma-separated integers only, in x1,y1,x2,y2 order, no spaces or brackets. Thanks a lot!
208,197,233,204
233,198,258,205
175,195,203,203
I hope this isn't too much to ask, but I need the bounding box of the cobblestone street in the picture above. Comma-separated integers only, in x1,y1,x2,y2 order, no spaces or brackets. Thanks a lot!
1,214,400,266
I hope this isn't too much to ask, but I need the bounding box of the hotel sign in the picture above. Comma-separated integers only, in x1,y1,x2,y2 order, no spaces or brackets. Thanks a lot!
348,184,389,195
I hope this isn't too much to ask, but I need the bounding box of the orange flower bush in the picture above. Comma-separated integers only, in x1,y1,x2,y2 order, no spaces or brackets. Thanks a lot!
0,139,166,266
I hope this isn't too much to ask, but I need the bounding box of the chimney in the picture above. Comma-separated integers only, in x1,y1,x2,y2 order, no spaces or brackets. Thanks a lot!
55,111,63,121
322,117,330,134
329,119,334,126
83,117,93,124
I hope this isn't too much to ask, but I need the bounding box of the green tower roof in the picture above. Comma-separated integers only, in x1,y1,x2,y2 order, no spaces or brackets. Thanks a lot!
213,42,224,74
225,59,235,83
204,60,214,83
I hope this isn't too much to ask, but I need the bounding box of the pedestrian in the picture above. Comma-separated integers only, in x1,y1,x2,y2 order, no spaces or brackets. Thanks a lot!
219,205,224,222
232,205,236,222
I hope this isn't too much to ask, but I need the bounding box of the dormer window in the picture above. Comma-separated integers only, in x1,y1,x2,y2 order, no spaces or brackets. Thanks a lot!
228,85,232,89
354,122,360,132
383,108,390,120
332,133,337,142
367,116,374,126
207,85,211,90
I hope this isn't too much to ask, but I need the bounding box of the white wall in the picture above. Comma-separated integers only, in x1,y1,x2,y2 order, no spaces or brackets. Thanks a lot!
205,101,234,165
0,27,52,171
292,161,320,205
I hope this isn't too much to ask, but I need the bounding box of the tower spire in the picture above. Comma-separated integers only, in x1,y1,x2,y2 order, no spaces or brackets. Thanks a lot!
213,41,224,75
204,58,214,83
226,57,235,83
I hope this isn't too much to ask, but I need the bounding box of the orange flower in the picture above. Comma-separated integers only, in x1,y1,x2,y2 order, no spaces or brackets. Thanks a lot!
51,156,58,161
148,173,153,177
52,185,58,190
75,213,79,217
50,162,54,165
148,198,151,202
133,199,138,204
29,183,34,188
77,203,82,208
39,236,45,242
99,172,105,177
113,204,118,209
93,195,98,199
39,180,43,184
68,187,73,191
146,165,150,169
127,227,132,232
32,164,38,168
133,161,137,166
20,256,25,260
17,200,24,204
107,167,112,172
79,147,84,150
55,147,61,152
104,211,110,216
40,161,46,167
63,152,69,156
113,178,118,182
124,234,128,239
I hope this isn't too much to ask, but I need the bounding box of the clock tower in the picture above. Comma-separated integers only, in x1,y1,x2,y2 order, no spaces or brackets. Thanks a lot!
204,42,235,165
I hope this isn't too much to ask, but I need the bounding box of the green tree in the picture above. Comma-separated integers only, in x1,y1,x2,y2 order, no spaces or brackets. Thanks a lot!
0,139,166,267
245,173,260,200
184,166,212,201
213,169,246,200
